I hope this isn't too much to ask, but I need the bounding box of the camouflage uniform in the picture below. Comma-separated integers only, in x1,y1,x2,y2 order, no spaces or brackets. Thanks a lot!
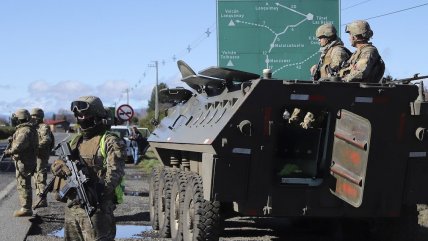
66,132,126,241
6,110,38,215
317,39,350,79
312,24,350,79
31,108,53,204
339,20,385,83
53,96,126,241
340,43,384,82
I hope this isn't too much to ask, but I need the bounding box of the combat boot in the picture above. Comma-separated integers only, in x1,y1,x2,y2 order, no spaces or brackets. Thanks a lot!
33,197,48,209
13,208,33,217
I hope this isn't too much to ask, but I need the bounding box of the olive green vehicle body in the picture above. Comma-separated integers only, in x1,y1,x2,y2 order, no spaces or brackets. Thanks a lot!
148,66,428,219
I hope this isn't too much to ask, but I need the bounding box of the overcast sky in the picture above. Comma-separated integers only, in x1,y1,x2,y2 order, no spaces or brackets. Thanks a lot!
0,0,427,117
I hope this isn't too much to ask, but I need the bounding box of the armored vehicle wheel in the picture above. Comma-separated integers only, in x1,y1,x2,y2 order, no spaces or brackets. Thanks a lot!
157,168,177,238
149,167,161,230
170,171,190,241
182,174,222,241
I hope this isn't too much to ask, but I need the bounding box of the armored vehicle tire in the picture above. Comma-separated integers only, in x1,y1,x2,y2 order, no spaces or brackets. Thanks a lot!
182,174,222,241
149,167,161,230
157,168,178,238
170,171,190,241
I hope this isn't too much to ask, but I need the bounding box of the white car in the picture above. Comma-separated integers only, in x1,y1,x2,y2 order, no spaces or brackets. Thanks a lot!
109,125,136,163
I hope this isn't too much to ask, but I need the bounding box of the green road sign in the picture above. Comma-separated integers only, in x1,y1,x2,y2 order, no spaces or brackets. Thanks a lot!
217,0,340,80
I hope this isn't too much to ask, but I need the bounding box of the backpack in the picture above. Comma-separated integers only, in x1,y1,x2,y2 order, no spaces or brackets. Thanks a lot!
372,56,386,83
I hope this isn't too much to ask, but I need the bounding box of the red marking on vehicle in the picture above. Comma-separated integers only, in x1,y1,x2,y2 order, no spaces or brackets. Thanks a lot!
246,209,257,216
397,113,406,142
309,95,326,102
373,96,389,104
339,182,358,199
346,149,362,166
263,107,272,136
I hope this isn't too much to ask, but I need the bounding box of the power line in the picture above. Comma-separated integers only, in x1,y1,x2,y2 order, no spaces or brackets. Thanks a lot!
342,0,372,11
342,2,428,25
365,2,428,20
114,23,216,106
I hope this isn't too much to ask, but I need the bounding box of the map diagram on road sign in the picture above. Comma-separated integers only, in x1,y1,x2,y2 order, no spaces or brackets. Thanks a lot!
217,0,339,80
116,104,134,121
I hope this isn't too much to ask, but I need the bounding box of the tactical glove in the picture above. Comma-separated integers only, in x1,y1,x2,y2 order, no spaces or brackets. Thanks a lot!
51,159,71,177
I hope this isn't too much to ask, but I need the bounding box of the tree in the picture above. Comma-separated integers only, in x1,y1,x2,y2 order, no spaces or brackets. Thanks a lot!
131,116,139,125
138,109,167,132
147,82,169,112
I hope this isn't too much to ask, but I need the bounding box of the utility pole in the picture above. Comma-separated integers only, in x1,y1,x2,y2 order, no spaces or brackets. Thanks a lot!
148,60,159,124
124,88,130,105
122,88,130,126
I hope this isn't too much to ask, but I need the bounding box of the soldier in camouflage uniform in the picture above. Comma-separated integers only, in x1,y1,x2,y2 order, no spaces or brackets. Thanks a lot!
310,23,351,80
4,109,38,217
339,20,385,83
31,108,53,208
51,96,126,241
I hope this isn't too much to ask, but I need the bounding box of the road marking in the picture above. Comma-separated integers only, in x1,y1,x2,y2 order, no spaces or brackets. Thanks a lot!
0,181,16,201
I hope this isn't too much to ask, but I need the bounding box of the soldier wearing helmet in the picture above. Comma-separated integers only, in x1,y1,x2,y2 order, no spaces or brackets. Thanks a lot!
50,96,126,240
310,23,351,80
4,109,38,217
339,20,385,83
30,108,54,208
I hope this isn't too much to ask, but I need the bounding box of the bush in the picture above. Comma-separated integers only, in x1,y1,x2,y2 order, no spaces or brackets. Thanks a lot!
139,149,161,173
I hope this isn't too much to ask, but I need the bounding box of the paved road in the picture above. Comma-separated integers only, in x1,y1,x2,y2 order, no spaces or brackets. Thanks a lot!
26,162,157,241
3,132,428,240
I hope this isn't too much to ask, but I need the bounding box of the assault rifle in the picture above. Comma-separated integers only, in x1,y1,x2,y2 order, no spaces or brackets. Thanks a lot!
33,177,55,209
312,60,321,81
53,142,96,227
0,140,12,162
393,73,428,84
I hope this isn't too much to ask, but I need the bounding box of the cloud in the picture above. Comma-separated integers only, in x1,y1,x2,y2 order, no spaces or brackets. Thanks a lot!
22,79,137,114
95,80,129,103
29,80,93,101
0,77,178,116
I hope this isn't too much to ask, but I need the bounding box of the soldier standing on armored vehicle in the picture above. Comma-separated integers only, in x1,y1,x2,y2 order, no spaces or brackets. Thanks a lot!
310,23,351,80
4,109,38,217
290,24,351,129
51,96,126,240
31,108,53,208
339,20,385,82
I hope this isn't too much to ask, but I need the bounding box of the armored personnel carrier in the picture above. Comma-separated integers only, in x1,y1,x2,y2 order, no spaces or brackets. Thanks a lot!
147,60,428,241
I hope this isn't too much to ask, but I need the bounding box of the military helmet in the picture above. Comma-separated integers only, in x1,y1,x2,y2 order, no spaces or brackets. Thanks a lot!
14,109,31,121
31,108,44,119
315,23,337,38
345,20,373,39
70,96,106,118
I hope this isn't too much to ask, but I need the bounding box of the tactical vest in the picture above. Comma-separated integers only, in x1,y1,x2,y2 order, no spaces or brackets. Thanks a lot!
319,44,351,78
70,131,125,204
341,44,385,83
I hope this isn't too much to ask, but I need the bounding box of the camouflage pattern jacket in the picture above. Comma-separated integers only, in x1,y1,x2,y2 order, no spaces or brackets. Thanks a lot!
339,43,384,83
9,122,38,170
318,38,350,78
35,122,53,159
70,131,126,204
